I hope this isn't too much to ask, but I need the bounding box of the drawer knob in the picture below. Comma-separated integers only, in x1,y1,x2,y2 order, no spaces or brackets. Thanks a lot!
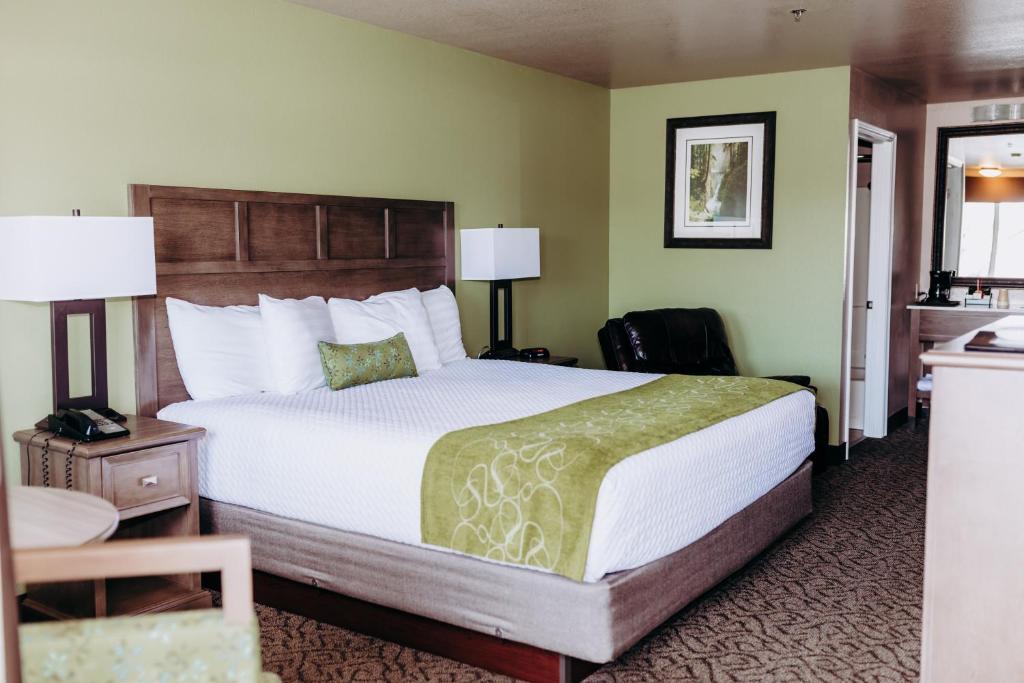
140,475,159,488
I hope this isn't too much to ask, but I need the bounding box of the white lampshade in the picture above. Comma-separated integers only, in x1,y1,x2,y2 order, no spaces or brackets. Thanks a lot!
460,227,540,281
0,216,156,302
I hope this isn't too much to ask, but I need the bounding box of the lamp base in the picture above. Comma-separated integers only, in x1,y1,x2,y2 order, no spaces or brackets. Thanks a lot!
480,346,520,360
51,299,108,412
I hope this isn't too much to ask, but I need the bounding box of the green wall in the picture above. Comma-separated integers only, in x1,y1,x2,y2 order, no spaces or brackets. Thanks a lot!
0,0,610,468
609,68,851,443
0,2,854,468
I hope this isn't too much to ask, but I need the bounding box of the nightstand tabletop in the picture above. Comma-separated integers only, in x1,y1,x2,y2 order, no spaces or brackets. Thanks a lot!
14,415,204,458
514,355,579,367
9,486,119,550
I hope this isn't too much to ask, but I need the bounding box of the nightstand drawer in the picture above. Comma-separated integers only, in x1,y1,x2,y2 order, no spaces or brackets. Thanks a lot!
101,444,190,517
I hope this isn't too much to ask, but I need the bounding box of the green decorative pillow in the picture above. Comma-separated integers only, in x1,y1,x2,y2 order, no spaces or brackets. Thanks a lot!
318,333,418,390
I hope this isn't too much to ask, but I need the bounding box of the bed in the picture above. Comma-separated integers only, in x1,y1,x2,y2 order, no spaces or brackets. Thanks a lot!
130,184,815,683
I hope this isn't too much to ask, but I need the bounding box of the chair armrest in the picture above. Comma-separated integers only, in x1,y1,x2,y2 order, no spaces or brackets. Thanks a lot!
598,319,642,372
14,535,252,626
762,374,814,391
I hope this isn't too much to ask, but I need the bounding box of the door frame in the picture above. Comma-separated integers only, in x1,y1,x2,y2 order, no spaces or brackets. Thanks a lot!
840,119,897,450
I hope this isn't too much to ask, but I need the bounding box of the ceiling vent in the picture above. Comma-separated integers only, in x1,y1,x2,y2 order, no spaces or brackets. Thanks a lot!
972,104,1024,122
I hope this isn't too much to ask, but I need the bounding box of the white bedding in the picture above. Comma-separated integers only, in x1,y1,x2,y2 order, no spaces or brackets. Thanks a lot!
158,359,814,582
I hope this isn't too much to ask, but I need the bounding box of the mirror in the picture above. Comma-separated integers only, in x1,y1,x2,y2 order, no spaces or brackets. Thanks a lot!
934,122,1024,285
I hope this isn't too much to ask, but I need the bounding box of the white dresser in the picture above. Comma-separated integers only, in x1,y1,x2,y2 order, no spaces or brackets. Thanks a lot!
907,304,1024,417
919,321,1024,681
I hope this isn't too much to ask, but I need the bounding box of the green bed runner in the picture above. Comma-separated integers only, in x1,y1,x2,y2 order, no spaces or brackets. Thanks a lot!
421,374,805,581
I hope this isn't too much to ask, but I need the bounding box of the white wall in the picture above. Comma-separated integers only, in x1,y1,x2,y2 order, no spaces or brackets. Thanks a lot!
920,97,1024,287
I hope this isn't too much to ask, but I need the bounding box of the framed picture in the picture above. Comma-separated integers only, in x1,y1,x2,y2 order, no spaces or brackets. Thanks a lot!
664,111,776,249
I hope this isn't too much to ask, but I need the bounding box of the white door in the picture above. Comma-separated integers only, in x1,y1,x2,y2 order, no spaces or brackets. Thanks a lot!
849,187,871,431
842,120,897,446
862,133,895,438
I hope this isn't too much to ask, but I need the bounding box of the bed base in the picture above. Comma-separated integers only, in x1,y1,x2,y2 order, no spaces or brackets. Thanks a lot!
240,571,600,683
202,461,813,683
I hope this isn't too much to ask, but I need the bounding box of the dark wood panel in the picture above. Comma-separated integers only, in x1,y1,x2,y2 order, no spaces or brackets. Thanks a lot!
132,184,447,211
156,257,445,276
151,198,237,262
326,206,386,259
918,310,1006,342
392,207,446,259
156,268,445,307
849,68,926,418
248,202,318,261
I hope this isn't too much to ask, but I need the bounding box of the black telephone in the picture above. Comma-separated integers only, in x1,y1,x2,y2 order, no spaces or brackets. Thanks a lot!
40,408,130,442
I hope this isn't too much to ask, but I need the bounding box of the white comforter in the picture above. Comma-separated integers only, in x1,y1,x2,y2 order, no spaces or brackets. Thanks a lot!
158,359,814,582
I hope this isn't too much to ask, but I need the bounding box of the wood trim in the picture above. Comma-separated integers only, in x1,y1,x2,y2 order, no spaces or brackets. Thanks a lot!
315,205,329,259
129,184,456,415
212,571,600,683
133,302,159,420
444,202,456,285
129,184,448,209
384,207,395,259
15,536,253,626
155,257,445,276
234,201,249,261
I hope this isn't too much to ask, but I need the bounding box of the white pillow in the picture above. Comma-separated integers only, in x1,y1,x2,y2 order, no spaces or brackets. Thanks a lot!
165,298,272,401
258,294,335,394
420,285,468,364
328,288,442,373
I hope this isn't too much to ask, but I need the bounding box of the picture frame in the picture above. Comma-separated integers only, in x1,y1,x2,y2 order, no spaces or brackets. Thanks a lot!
664,111,776,249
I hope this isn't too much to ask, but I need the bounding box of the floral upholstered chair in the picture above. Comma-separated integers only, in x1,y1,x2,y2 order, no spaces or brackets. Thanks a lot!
0,461,280,683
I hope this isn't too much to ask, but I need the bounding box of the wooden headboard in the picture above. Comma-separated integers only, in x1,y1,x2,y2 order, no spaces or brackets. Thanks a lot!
130,184,455,416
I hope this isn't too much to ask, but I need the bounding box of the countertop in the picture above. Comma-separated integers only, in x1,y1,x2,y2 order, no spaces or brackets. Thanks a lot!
907,303,1024,314
922,317,1024,371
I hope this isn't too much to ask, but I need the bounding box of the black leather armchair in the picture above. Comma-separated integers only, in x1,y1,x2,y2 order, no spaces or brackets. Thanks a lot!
599,308,828,451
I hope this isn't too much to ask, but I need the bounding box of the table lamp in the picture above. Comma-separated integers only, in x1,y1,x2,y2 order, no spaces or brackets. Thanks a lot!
0,215,156,411
460,225,540,359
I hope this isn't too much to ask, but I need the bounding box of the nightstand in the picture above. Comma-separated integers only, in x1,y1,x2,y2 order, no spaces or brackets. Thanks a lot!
13,415,210,619
513,355,578,367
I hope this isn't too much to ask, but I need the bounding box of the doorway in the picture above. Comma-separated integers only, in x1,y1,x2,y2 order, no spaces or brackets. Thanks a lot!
841,120,897,449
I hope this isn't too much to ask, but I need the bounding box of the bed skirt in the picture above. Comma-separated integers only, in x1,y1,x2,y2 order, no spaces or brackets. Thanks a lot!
201,459,812,664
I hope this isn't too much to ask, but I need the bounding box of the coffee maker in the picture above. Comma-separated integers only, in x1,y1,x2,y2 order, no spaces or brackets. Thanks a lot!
920,270,959,307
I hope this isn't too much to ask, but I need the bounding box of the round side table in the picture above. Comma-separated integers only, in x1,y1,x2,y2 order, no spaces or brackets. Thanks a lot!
9,487,119,550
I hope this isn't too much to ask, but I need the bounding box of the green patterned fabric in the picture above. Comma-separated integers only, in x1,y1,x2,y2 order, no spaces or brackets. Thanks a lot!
421,374,806,581
19,609,280,683
318,333,418,391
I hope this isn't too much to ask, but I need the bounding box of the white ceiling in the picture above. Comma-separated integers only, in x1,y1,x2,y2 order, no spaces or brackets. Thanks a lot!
951,133,1024,170
293,0,1024,101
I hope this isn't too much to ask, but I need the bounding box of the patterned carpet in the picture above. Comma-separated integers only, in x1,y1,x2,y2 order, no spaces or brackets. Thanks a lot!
255,422,928,682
